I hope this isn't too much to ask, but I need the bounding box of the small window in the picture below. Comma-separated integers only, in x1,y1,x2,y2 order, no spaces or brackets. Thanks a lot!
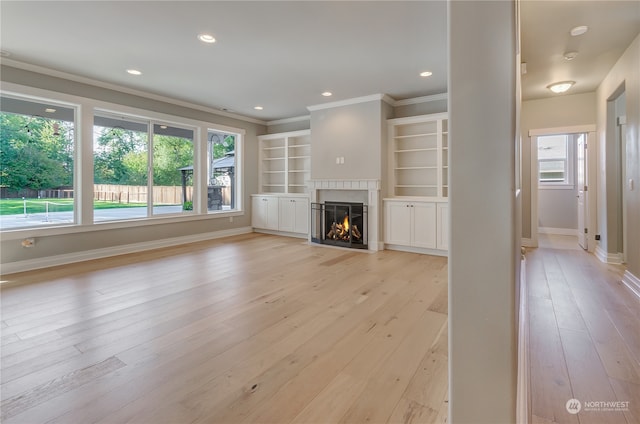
538,134,572,186
207,130,238,212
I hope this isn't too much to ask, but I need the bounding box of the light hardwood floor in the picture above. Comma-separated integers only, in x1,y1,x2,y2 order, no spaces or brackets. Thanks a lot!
527,239,640,424
1,233,449,424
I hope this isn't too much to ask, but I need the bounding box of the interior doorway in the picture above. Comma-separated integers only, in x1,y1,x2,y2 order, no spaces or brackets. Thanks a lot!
529,126,596,251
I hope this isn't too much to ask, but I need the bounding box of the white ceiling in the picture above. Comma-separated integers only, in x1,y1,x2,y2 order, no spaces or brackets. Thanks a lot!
1,1,638,122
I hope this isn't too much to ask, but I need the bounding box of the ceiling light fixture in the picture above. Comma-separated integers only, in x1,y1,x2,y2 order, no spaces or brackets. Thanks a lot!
254,106,263,110
126,69,142,76
563,51,579,61
321,92,332,97
547,81,575,94
45,108,57,113
570,25,588,36
420,71,433,77
197,34,216,44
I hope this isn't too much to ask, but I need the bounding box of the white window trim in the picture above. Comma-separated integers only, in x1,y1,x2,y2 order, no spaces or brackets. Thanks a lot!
0,81,246,238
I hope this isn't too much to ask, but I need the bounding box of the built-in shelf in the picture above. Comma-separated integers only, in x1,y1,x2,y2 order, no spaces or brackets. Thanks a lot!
259,130,311,194
388,113,448,199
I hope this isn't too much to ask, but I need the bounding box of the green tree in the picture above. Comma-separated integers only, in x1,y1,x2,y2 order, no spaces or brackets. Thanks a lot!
0,113,73,192
94,127,147,185
153,135,193,186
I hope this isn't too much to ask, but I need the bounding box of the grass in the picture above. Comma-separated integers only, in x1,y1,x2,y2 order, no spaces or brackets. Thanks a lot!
0,198,147,215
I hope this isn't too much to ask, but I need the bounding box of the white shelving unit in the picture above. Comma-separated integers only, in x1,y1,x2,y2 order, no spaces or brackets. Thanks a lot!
387,113,448,199
258,130,311,194
385,113,448,255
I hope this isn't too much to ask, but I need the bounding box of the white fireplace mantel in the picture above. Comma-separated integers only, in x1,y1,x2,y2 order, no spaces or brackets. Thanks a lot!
308,179,382,251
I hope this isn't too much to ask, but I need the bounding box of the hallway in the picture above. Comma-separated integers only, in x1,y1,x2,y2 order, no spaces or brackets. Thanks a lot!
527,237,640,423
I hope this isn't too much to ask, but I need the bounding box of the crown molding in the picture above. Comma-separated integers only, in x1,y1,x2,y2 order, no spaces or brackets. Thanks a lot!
307,93,395,112
266,115,311,126
1,59,267,126
393,92,448,106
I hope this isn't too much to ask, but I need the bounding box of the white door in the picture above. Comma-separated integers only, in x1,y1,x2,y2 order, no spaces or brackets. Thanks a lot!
278,198,295,232
385,202,412,245
293,198,309,234
577,134,587,250
412,202,437,249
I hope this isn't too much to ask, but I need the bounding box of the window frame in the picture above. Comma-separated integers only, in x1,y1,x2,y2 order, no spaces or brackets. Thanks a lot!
0,83,245,239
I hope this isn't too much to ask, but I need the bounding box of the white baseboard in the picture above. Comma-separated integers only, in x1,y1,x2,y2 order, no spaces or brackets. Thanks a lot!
595,245,624,265
516,257,529,424
622,270,640,300
384,244,448,257
521,238,536,248
1,226,253,275
538,227,578,236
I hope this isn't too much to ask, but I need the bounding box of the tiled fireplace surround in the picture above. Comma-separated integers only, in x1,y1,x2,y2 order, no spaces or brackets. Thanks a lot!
308,179,382,251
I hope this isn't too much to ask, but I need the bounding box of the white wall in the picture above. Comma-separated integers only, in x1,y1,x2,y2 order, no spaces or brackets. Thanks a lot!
448,1,518,422
309,99,387,181
597,33,640,278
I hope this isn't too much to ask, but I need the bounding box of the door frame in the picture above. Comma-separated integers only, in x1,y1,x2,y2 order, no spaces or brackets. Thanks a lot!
529,125,596,250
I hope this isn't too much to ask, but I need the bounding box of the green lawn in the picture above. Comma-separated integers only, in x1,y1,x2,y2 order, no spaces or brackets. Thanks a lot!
0,198,147,215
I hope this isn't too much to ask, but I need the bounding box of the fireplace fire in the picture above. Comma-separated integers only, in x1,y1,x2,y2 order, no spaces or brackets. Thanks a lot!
311,202,367,249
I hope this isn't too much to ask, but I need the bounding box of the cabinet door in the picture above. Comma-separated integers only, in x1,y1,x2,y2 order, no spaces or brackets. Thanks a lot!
252,197,267,229
265,197,279,230
278,198,295,233
385,202,412,245
436,203,449,250
293,198,309,234
412,202,437,249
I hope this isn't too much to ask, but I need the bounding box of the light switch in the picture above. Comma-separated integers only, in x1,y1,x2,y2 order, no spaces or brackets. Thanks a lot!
630,179,635,191
340,157,345,164
336,157,340,164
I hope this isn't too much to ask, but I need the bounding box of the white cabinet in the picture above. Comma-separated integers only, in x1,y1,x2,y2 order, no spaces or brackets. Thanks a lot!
252,196,278,231
436,202,449,251
258,130,311,194
384,200,447,253
252,194,309,236
278,197,309,234
384,200,436,249
387,113,448,198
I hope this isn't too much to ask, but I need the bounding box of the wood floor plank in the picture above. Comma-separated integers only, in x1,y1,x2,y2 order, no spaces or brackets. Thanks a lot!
559,328,628,424
528,295,578,424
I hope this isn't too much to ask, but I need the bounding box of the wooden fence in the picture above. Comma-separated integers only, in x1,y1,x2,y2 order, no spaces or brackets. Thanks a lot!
93,184,230,205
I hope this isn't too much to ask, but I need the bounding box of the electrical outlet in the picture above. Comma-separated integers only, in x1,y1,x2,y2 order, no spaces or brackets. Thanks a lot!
21,238,35,248
595,234,601,241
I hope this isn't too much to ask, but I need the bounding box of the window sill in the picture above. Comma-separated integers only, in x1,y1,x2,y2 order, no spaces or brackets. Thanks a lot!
0,210,244,241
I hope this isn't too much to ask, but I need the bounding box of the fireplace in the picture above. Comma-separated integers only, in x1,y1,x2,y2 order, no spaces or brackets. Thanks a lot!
311,202,368,249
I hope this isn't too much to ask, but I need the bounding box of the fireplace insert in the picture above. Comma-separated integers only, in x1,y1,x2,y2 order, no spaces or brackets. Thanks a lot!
311,201,368,249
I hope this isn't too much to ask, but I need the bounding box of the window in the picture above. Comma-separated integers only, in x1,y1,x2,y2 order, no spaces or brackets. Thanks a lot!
1,86,245,235
93,114,149,222
0,95,76,230
93,114,196,221
538,134,573,186
207,130,237,212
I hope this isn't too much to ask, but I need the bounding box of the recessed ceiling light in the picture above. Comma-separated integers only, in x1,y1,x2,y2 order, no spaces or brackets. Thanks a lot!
126,69,142,76
45,108,57,113
322,92,332,97
197,34,216,44
547,81,575,94
254,106,263,110
570,26,588,37
420,71,433,77
563,51,579,61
